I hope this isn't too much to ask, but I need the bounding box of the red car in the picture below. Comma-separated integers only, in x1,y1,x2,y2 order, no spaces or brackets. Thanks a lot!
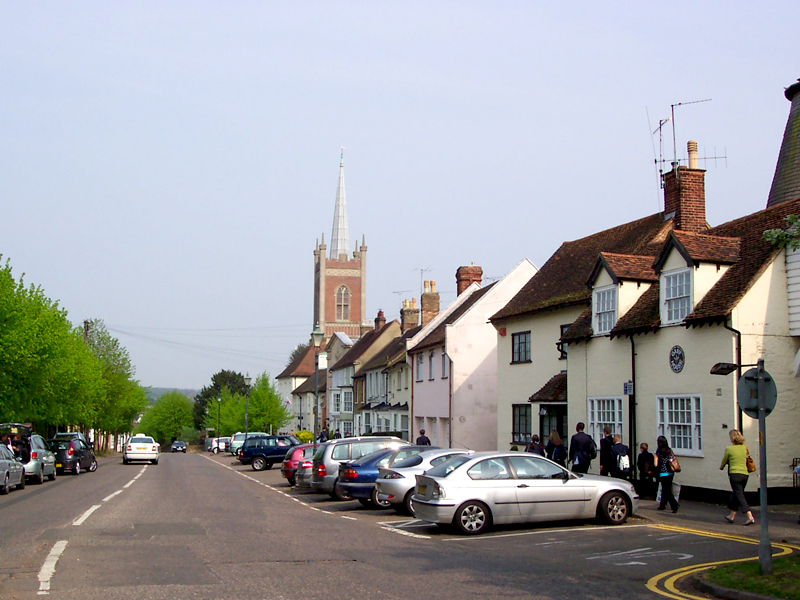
281,443,314,486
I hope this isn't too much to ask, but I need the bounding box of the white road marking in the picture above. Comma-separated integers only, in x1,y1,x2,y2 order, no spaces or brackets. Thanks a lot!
380,525,431,540
123,479,135,489
102,490,123,502
341,515,357,521
441,523,652,541
37,540,68,595
587,547,693,565
72,505,101,526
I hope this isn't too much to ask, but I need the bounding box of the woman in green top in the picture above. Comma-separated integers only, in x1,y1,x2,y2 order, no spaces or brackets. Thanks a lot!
719,430,755,525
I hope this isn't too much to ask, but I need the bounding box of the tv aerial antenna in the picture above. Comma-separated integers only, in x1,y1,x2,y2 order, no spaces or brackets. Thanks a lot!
391,289,412,309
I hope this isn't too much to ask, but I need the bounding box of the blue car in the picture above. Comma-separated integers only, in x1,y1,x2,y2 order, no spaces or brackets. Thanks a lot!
338,445,436,508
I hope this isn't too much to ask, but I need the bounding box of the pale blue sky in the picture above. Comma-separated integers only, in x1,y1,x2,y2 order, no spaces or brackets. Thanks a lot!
2,2,798,388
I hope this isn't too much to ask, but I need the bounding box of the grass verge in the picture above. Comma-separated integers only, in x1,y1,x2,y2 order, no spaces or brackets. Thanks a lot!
702,553,800,600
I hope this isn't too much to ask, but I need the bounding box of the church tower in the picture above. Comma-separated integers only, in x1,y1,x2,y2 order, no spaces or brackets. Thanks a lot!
313,150,367,339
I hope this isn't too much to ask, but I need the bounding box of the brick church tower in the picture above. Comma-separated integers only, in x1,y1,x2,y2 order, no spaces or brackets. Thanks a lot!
313,150,367,339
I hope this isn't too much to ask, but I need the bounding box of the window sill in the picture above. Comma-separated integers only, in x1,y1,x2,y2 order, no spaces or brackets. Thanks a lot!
672,451,703,458
510,360,533,365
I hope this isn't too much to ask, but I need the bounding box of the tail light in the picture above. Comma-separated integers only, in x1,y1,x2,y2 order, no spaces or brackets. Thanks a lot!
151,445,157,451
383,472,405,479
126,445,131,452
68,445,74,456
31,451,38,459
301,460,313,469
341,468,357,479
316,463,327,477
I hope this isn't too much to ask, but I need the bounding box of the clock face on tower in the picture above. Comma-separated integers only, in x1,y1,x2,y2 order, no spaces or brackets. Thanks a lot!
669,345,685,373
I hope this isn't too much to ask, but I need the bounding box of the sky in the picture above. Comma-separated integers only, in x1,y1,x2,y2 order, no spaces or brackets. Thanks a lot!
2,2,798,389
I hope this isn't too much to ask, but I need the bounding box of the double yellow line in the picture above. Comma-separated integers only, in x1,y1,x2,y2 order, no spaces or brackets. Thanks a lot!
646,524,799,600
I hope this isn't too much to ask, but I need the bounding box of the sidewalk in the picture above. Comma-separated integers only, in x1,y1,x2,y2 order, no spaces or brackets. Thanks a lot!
636,496,800,546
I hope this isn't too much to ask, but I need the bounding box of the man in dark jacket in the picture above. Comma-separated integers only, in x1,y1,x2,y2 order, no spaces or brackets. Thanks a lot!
415,429,431,446
600,426,614,476
610,434,630,479
568,422,596,474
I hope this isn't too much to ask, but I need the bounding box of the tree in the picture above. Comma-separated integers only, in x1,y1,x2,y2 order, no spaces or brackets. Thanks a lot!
192,370,249,430
763,214,800,250
286,343,308,366
137,391,194,444
246,373,290,433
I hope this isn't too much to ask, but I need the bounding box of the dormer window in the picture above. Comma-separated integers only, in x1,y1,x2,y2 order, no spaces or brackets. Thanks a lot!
593,285,617,335
662,268,692,324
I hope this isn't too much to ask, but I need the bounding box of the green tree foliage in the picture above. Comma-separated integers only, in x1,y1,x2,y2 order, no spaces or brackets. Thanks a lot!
211,373,289,435
137,391,194,444
764,215,800,250
295,429,314,443
287,343,308,366
192,369,249,430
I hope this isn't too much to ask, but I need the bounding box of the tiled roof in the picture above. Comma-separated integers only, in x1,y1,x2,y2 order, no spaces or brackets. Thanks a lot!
590,253,658,286
561,307,592,343
328,321,396,372
653,231,740,272
276,345,317,379
361,327,418,373
529,372,567,402
491,213,671,322
612,198,800,335
412,283,496,352
292,369,327,395
767,80,800,208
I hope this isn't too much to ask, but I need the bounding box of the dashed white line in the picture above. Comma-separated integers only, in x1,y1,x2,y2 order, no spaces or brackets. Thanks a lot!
341,515,357,521
73,505,101,527
38,540,68,595
380,525,431,540
102,490,123,502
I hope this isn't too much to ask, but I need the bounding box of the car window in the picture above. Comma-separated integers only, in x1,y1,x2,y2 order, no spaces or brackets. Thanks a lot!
332,444,350,460
426,454,472,477
352,442,380,460
508,456,566,480
391,449,420,464
393,455,423,468
430,453,461,467
375,454,392,468
303,446,316,459
468,458,512,480
0,446,11,460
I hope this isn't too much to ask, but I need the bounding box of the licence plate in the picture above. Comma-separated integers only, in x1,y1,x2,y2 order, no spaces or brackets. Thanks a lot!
56,463,62,468
417,484,427,495
136,446,147,451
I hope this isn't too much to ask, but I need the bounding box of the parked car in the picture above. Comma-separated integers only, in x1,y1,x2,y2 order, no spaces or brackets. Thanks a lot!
229,432,267,456
122,434,159,465
338,446,433,508
49,437,98,475
413,452,638,535
171,440,187,453
294,447,317,489
376,448,474,516
311,436,411,500
53,431,90,445
0,444,25,494
281,443,314,485
0,423,56,484
239,435,300,470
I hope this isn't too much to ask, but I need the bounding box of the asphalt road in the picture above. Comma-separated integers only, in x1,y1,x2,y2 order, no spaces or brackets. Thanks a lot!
0,451,792,600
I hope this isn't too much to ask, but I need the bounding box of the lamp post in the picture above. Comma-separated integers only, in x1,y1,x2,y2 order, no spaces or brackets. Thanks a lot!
217,396,221,452
244,373,252,448
311,323,324,451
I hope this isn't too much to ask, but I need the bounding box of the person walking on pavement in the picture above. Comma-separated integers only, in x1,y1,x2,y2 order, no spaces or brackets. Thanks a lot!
654,435,680,513
610,434,630,479
526,434,544,456
568,422,596,474
600,426,614,476
636,442,656,499
720,429,755,525
415,429,431,446
545,430,567,467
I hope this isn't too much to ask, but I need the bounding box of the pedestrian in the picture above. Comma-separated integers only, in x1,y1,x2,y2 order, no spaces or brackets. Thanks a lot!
415,429,431,446
545,430,567,466
568,422,597,474
526,434,544,456
333,429,341,439
654,435,680,513
610,434,631,479
600,426,614,476
319,429,329,443
719,429,755,525
636,442,656,498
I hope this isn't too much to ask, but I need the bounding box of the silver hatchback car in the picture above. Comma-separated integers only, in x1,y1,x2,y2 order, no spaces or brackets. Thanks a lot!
413,452,638,534
0,423,56,484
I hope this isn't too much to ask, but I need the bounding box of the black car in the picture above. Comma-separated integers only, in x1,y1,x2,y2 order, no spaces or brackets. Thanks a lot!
49,437,97,475
171,441,187,453
239,435,300,471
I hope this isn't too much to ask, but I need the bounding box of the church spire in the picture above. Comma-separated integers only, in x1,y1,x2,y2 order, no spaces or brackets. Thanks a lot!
329,147,349,259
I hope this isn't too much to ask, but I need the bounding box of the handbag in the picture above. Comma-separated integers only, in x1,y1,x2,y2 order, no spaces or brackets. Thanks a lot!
745,446,757,473
668,454,681,473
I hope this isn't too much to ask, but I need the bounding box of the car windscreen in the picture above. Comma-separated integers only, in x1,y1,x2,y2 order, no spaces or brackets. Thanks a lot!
130,437,153,444
350,448,393,467
391,454,423,468
425,454,472,477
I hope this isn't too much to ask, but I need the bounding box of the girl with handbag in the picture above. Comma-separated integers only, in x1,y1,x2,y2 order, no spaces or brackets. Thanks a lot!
654,435,680,513
720,429,755,525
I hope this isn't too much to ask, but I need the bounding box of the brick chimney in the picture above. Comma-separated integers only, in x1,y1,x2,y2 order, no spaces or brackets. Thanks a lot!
662,140,707,233
400,298,419,333
456,264,483,295
420,280,440,327
375,309,386,330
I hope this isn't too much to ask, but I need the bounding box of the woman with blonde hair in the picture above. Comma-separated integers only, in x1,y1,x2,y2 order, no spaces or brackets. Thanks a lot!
720,429,755,525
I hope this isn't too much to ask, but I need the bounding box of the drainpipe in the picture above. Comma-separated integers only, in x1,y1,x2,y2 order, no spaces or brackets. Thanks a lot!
723,320,743,432
629,336,637,481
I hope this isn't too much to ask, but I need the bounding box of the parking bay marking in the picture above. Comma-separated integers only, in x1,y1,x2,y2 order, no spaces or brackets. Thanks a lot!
37,540,68,595
73,505,101,527
587,547,693,565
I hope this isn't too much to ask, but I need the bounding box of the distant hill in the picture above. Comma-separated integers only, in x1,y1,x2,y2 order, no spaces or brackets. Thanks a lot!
146,387,200,405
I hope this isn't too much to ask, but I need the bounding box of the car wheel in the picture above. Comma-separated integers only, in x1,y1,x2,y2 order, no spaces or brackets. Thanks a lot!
252,457,267,471
213,447,219,454
17,471,26,490
152,459,158,465
454,501,491,535
403,490,417,517
88,459,98,472
48,468,56,482
122,457,128,465
330,479,348,501
73,463,80,475
0,473,8,495
288,475,296,486
35,468,45,485
357,497,372,507
598,491,630,525
371,487,391,509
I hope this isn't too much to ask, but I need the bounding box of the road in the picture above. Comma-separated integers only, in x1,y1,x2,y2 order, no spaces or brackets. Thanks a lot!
0,451,793,600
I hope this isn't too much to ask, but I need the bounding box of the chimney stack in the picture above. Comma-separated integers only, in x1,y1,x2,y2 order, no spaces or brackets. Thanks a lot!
663,141,707,233
456,264,483,295
421,280,440,327
767,79,800,208
375,309,386,330
400,298,420,333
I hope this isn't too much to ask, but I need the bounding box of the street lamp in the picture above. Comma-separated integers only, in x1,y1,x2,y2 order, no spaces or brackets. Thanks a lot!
217,396,221,453
244,373,252,448
311,323,324,451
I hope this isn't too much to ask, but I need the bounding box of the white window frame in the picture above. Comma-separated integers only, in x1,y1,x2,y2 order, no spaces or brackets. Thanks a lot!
416,354,424,382
332,391,341,413
587,396,623,442
593,285,617,335
661,268,692,325
428,350,435,380
441,349,449,379
363,412,372,434
342,421,353,436
657,394,703,457
343,390,353,413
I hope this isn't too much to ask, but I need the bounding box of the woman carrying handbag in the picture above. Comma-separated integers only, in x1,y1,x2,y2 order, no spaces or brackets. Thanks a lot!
720,429,756,525
654,435,680,513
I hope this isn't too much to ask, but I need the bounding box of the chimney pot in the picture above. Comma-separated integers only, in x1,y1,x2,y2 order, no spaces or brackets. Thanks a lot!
688,140,698,169
456,265,483,295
